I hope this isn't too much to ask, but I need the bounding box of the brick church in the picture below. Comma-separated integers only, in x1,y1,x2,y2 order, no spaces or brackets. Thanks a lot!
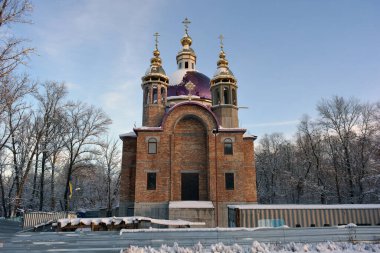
119,19,257,227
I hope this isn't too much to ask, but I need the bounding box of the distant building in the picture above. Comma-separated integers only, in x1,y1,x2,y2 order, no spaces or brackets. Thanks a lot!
119,19,257,227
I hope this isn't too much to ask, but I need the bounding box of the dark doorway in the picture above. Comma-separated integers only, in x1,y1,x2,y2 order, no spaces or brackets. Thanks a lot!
181,173,199,200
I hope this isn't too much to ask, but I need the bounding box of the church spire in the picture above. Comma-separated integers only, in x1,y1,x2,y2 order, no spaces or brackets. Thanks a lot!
217,34,229,68
180,17,192,48
177,18,196,70
150,32,162,67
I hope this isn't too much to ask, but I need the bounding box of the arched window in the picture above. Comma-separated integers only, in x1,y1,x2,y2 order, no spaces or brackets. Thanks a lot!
232,89,237,106
223,87,230,104
224,138,233,155
148,138,157,154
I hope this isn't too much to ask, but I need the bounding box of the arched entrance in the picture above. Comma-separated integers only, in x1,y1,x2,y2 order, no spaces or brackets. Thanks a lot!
173,115,208,201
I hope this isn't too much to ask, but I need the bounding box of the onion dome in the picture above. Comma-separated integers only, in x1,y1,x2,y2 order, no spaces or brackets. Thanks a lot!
145,32,166,76
213,35,235,78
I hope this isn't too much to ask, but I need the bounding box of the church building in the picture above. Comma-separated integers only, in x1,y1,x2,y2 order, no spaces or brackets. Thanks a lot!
119,19,257,227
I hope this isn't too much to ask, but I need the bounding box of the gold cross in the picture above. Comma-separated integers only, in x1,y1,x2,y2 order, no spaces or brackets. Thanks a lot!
154,32,160,49
182,17,191,34
218,34,224,51
185,81,195,101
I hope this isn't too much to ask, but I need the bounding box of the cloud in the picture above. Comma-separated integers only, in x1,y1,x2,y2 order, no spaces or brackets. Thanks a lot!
65,82,79,90
245,120,300,128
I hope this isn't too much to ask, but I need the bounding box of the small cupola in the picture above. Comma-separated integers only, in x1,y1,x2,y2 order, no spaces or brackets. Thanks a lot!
176,18,197,71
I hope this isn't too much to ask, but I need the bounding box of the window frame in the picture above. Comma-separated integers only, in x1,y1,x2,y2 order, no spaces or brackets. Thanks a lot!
224,138,233,155
148,138,157,154
147,172,156,190
225,172,234,190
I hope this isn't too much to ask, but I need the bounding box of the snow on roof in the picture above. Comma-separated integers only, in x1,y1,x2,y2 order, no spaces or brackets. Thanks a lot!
167,95,201,100
218,127,246,132
243,132,257,139
134,126,162,131
227,204,380,210
169,68,188,86
169,201,214,209
57,216,206,228
119,132,136,138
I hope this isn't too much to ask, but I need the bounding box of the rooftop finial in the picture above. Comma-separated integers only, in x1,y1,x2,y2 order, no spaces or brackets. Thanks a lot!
151,32,162,66
217,34,228,68
218,34,224,52
154,32,160,50
182,17,191,35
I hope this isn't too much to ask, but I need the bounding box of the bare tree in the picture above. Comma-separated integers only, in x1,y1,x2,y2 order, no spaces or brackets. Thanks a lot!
256,133,291,204
62,102,111,210
317,96,362,203
33,81,67,210
98,137,121,216
296,115,326,203
0,0,33,78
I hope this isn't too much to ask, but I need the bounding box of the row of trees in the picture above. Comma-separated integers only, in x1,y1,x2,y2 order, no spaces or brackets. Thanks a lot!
0,0,121,217
256,97,380,204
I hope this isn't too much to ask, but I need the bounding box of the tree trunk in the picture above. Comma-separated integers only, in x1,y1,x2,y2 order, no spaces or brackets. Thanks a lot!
0,170,8,217
30,150,39,206
39,150,46,211
50,157,56,210
63,162,73,211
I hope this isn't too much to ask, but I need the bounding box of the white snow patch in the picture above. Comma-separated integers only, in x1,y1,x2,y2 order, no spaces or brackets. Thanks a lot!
58,216,206,229
119,131,136,137
122,241,380,253
169,201,214,209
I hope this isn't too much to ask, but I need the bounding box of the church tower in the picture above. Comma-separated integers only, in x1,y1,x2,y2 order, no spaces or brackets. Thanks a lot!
210,36,239,128
142,33,169,127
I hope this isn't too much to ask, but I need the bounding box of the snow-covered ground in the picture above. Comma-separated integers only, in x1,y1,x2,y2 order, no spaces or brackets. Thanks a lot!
123,241,380,253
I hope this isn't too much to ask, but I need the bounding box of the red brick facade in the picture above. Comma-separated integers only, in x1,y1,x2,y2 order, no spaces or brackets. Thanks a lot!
119,27,257,226
120,102,257,226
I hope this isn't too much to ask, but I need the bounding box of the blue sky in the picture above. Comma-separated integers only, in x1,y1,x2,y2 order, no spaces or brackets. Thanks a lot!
13,0,380,140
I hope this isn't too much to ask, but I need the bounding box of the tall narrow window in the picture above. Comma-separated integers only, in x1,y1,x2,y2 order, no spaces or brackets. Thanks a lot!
216,89,221,105
192,63,194,69
185,61,189,69
223,87,230,104
161,87,166,104
224,138,233,155
152,87,158,104
148,138,157,154
147,172,156,190
145,87,150,104
179,62,182,69
225,173,234,190
232,89,237,105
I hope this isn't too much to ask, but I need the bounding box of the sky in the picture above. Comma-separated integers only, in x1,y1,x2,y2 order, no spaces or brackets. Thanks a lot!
13,0,380,141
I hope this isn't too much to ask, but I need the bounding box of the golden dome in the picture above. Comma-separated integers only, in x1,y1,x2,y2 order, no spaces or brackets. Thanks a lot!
181,35,192,47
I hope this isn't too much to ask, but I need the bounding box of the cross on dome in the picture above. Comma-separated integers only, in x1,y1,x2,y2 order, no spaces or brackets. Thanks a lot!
182,17,191,34
154,32,160,50
218,34,224,51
